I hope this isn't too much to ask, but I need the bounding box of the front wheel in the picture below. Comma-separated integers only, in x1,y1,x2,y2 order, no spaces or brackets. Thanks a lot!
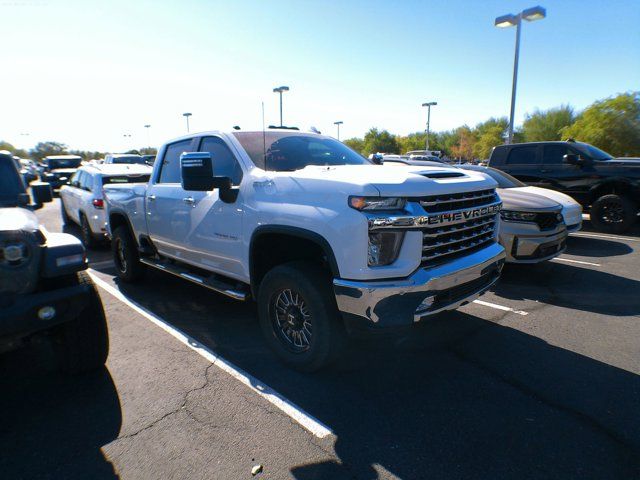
258,261,346,372
590,194,636,233
53,271,109,373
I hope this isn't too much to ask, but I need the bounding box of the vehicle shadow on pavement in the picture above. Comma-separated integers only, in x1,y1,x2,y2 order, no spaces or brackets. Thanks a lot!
495,261,639,316
567,235,633,257
0,345,122,479
112,271,639,480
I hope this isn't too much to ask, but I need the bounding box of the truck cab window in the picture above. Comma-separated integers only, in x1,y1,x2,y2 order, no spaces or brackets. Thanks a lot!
158,139,193,183
506,146,539,165
542,145,570,164
198,136,243,185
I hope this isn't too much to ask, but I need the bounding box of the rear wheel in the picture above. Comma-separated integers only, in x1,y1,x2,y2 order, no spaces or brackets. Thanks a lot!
80,214,97,249
258,261,346,372
590,194,636,233
53,271,109,373
112,225,145,282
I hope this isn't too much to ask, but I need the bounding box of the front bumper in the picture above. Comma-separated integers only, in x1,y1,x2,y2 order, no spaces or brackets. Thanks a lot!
333,242,505,330
500,223,568,263
0,283,90,343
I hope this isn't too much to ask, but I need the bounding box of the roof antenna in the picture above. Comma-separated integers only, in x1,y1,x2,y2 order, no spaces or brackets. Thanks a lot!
262,101,267,169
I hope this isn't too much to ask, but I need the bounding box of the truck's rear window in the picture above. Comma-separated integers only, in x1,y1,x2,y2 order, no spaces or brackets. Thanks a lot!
102,174,150,185
232,132,370,171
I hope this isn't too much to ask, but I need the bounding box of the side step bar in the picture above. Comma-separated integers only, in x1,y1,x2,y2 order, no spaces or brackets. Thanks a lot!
139,258,248,301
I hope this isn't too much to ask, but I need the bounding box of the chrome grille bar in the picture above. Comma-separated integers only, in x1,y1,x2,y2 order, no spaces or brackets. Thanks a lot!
422,225,496,251
422,217,495,238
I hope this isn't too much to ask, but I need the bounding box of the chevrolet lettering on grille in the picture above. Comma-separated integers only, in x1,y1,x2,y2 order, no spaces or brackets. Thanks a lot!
418,204,502,227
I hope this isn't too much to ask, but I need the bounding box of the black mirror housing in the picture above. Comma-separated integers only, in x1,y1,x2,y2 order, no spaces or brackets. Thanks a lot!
31,182,53,206
180,152,233,192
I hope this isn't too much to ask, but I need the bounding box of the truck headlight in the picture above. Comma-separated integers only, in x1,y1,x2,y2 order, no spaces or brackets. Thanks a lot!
349,196,406,211
368,232,404,266
500,210,537,222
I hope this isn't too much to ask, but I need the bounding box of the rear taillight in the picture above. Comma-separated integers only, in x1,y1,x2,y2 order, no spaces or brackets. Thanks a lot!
92,198,104,209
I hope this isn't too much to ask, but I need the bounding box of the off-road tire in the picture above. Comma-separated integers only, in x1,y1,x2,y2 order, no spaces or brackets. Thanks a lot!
80,214,97,249
258,261,346,372
53,271,109,373
590,194,636,234
112,225,145,282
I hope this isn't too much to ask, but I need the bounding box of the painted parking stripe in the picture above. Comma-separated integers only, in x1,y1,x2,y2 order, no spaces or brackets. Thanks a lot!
87,270,334,439
552,257,601,267
570,232,640,242
472,299,528,316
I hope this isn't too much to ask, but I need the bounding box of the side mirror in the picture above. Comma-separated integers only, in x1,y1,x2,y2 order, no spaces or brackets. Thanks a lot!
17,193,30,206
180,152,232,192
564,153,582,166
31,182,53,207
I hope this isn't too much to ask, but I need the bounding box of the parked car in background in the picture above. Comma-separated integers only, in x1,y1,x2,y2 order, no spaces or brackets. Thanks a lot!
459,165,582,232
18,159,39,184
103,153,147,165
488,140,640,233
60,164,152,248
0,151,109,373
141,154,156,165
40,155,83,191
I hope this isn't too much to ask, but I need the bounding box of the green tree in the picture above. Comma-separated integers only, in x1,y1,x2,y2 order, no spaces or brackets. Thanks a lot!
343,137,364,154
31,141,68,161
0,141,29,158
362,128,400,155
472,117,508,159
522,105,574,142
450,126,475,161
561,92,640,156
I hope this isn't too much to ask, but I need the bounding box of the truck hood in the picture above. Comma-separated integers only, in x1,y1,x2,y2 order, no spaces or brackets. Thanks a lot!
608,157,640,166
280,164,498,196
0,207,40,232
497,188,561,211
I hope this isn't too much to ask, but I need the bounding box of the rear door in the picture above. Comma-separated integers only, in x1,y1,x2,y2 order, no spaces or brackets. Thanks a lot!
541,144,595,203
502,145,544,186
145,138,197,260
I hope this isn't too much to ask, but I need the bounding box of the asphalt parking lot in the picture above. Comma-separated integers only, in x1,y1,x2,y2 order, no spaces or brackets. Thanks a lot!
1,198,639,480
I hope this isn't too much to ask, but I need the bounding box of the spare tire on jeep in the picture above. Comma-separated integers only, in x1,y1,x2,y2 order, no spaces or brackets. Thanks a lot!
52,271,109,373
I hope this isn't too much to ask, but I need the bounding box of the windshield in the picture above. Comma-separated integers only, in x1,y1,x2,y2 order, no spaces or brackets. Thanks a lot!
573,143,613,161
232,132,371,171
102,174,151,185
112,156,146,164
47,158,82,169
462,166,525,188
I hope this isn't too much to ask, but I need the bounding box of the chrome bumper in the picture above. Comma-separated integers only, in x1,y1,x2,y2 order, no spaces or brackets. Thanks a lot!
333,243,505,329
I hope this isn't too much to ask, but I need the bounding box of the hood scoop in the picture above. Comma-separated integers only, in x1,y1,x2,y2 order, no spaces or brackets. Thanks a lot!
417,171,465,179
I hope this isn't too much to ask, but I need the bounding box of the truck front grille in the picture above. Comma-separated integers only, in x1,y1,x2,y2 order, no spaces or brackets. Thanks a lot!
419,189,499,267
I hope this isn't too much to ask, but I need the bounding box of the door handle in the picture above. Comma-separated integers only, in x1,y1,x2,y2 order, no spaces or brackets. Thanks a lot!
182,196,196,206
147,194,156,201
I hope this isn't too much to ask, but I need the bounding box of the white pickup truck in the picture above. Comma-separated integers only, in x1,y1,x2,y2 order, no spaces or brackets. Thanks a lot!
104,129,505,371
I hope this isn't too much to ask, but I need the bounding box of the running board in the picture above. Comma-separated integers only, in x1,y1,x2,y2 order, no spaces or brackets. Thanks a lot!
139,258,248,301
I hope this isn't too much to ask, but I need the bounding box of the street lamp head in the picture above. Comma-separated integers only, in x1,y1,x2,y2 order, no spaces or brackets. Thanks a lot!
183,112,192,117
144,124,151,128
273,86,289,93
422,102,437,107
522,5,546,22
495,13,518,27
334,121,343,125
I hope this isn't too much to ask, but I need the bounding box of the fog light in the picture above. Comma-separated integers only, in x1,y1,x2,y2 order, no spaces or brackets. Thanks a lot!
38,306,56,320
415,295,436,314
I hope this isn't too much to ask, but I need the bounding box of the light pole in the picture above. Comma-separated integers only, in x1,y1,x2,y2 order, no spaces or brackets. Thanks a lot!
144,124,151,149
334,121,343,140
495,5,546,144
182,112,192,133
273,86,289,127
421,102,437,151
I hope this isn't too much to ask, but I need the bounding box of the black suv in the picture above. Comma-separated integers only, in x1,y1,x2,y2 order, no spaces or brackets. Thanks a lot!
40,155,83,191
488,140,640,233
0,151,108,372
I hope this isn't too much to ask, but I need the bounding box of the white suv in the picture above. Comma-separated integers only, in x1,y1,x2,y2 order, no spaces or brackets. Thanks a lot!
60,164,151,247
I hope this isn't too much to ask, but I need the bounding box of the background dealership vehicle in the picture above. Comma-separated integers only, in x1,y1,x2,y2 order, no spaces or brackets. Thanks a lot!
104,130,505,371
0,151,108,373
103,153,147,165
459,165,582,232
488,140,639,233
40,155,83,191
60,164,152,248
495,189,567,263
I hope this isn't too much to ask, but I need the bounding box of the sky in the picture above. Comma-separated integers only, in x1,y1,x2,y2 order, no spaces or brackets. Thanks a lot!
2,0,639,152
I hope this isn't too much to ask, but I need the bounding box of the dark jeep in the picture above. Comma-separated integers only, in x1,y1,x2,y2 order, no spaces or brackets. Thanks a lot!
0,151,108,372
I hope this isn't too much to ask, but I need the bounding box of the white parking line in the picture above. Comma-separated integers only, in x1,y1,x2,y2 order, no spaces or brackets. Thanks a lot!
570,232,640,242
552,257,601,267
87,270,334,439
472,299,528,316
